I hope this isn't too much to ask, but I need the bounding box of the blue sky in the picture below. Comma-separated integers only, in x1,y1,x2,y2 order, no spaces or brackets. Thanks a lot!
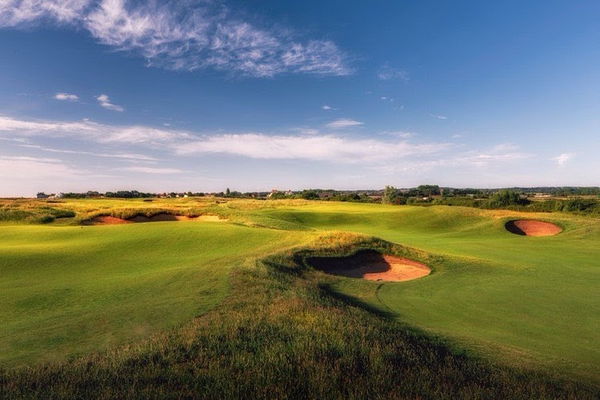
0,0,599,195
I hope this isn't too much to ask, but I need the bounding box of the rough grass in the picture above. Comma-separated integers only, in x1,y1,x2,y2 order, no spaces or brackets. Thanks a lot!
1,236,596,399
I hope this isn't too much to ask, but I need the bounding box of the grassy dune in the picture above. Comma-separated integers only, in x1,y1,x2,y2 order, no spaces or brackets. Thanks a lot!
0,198,598,397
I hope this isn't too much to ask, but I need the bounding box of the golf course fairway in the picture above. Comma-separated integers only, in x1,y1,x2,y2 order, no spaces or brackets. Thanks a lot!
0,198,598,390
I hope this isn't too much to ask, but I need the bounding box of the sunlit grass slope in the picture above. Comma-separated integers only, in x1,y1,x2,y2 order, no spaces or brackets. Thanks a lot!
0,198,598,387
250,202,600,382
0,220,305,366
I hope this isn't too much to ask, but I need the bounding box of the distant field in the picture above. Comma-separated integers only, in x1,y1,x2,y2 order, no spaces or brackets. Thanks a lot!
0,198,598,389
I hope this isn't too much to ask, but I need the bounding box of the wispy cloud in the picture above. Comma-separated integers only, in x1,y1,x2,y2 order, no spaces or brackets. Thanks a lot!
19,143,156,161
293,128,320,135
0,155,86,179
0,0,350,77
96,94,124,112
174,134,449,163
1,115,536,171
325,118,363,129
0,115,190,144
462,144,532,167
124,166,184,174
377,64,409,81
430,113,447,120
382,131,414,139
553,153,574,167
322,105,335,111
54,92,79,101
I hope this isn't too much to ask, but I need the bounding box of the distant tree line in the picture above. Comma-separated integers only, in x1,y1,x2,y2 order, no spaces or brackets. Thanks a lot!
35,186,600,215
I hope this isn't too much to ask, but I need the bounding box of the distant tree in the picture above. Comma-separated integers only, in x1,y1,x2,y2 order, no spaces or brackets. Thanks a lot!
225,188,231,197
382,186,399,204
487,190,529,207
301,190,319,200
416,185,440,196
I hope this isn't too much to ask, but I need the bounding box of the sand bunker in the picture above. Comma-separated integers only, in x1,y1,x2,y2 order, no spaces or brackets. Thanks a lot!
129,213,194,222
89,213,225,225
308,250,431,282
505,219,562,236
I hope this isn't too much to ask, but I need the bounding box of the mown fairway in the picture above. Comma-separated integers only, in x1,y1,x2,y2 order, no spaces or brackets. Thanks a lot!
0,198,598,388
0,217,306,366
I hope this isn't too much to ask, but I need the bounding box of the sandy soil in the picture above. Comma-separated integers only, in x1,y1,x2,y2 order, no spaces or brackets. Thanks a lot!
308,250,431,282
195,215,225,222
505,219,562,236
89,214,226,224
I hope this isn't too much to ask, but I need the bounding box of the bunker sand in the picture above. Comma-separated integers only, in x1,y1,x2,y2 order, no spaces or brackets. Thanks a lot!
505,220,562,236
90,214,226,224
309,250,431,282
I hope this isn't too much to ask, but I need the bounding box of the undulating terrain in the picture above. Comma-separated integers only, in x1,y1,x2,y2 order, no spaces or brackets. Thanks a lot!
0,197,598,398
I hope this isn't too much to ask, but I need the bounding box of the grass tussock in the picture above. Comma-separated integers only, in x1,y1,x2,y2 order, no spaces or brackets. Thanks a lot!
1,236,596,399
0,202,76,224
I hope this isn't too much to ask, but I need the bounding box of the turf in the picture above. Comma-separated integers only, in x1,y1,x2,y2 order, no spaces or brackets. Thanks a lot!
0,219,306,366
251,202,600,382
0,198,598,392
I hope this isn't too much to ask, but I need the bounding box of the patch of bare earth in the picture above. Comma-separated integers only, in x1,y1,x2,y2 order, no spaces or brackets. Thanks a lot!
308,250,431,282
89,214,227,225
505,219,562,236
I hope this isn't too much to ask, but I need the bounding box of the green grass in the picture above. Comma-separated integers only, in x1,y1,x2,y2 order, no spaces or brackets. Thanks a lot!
0,219,306,366
0,198,598,397
1,239,597,399
249,202,600,382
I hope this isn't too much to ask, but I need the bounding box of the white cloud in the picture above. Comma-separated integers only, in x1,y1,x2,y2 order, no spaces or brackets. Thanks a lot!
19,143,156,161
553,153,574,167
383,131,414,139
377,64,409,81
325,118,363,129
0,0,350,77
0,115,453,165
293,128,320,135
124,166,183,174
0,155,86,179
462,144,532,167
54,92,79,101
430,114,447,120
5,115,534,170
451,134,462,139
322,105,334,110
174,133,448,163
0,115,190,144
0,0,92,26
96,94,124,112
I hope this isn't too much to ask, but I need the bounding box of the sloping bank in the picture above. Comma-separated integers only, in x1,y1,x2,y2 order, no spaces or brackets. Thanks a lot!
1,233,596,399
